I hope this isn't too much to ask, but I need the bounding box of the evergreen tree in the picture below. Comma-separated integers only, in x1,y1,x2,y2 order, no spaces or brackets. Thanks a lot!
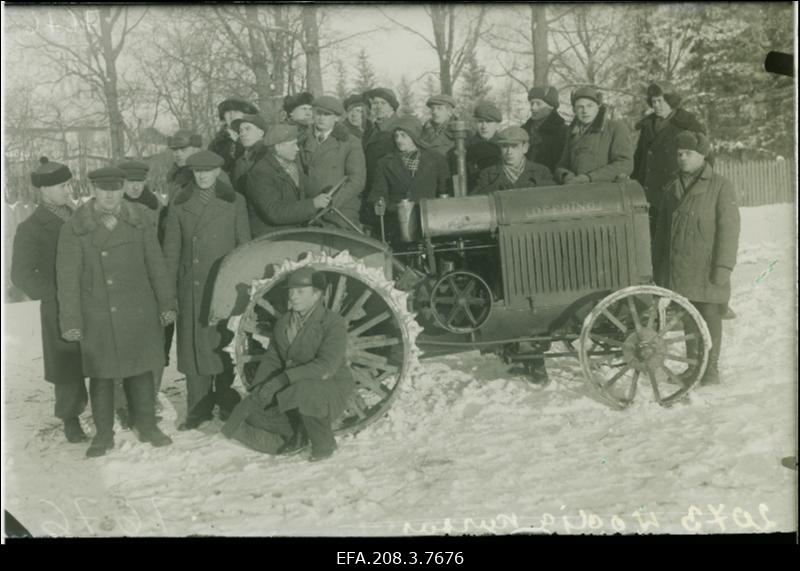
334,60,349,100
457,51,491,118
396,75,417,117
353,49,377,93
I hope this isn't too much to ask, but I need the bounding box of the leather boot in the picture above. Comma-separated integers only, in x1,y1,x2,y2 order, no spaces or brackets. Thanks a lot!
64,417,88,443
301,414,337,462
87,379,115,458
124,374,172,447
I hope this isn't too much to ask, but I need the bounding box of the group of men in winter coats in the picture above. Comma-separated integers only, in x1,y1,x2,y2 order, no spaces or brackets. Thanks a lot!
10,79,739,462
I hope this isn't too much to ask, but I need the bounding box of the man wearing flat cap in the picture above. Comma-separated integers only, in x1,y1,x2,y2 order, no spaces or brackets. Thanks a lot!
654,131,739,387
223,266,354,461
471,127,555,195
57,167,176,457
163,150,251,430
242,123,333,238
297,95,366,231
632,81,706,246
166,129,202,203
555,86,634,185
368,115,450,243
343,94,367,140
421,94,459,159
458,101,503,192
522,86,568,173
11,157,87,445
209,96,260,175
282,92,314,129
229,113,270,197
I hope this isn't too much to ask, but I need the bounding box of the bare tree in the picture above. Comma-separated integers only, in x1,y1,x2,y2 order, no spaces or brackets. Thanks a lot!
382,5,488,95
302,5,323,95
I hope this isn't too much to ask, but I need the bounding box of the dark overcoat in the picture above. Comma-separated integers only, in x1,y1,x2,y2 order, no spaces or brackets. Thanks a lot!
555,105,634,183
368,150,450,208
522,110,569,173
450,133,502,192
11,206,83,384
421,119,457,159
632,108,706,207
56,201,176,379
240,146,316,238
253,303,355,420
298,122,366,230
653,164,740,303
208,128,244,175
471,160,555,195
162,180,251,376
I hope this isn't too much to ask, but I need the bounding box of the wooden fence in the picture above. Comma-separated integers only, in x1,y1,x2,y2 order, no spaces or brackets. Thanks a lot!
714,159,796,207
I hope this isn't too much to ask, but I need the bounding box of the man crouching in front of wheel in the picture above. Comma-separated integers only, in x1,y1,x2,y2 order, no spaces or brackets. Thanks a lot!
222,267,354,461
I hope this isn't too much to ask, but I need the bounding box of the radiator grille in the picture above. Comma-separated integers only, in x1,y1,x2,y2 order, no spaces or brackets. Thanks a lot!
501,220,632,303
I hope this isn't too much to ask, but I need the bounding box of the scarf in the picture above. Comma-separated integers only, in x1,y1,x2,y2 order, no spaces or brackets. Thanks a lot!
400,151,420,177
275,155,300,188
41,202,73,222
94,202,122,231
502,157,527,185
196,184,215,204
678,166,705,199
286,303,318,344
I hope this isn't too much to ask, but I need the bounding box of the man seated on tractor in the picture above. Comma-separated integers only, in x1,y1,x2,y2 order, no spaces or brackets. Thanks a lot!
367,115,449,243
222,267,354,462
470,127,554,195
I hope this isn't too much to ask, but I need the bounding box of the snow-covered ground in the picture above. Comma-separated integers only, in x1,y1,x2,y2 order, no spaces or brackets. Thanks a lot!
3,204,797,537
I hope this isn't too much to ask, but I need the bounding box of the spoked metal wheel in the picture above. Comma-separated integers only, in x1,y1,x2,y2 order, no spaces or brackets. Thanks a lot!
578,286,711,408
430,271,493,334
231,251,419,434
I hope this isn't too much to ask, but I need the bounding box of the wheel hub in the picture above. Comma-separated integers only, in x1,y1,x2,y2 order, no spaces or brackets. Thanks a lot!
622,327,666,371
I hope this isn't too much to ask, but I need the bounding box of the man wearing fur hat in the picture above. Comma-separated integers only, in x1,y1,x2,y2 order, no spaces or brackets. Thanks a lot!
368,115,450,243
282,92,315,129
522,86,568,173
421,94,459,158
633,81,706,242
297,95,367,231
11,157,87,444
209,97,260,175
163,150,251,430
555,86,634,185
241,123,333,237
653,131,739,386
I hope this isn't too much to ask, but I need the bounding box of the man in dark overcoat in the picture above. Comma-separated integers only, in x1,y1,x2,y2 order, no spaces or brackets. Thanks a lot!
521,86,568,173
208,97,260,175
420,94,458,159
57,167,176,457
11,157,87,443
471,127,554,195
222,267,355,461
162,151,251,430
239,123,332,238
458,101,503,192
654,132,740,386
298,95,366,231
555,87,634,185
229,113,268,197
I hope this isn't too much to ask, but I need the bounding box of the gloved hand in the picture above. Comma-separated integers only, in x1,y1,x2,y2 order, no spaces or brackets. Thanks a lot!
711,266,732,286
572,174,591,184
254,373,290,405
160,310,177,326
62,329,83,342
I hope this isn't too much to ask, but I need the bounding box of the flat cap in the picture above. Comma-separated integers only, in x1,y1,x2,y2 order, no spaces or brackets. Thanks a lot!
31,156,72,188
283,92,314,114
528,86,560,109
364,87,399,111
218,97,260,120
571,86,602,106
286,266,327,290
473,101,502,123
231,113,269,134
313,95,345,116
426,94,457,108
496,127,530,145
675,130,710,156
88,166,126,191
117,160,149,181
264,124,299,147
185,150,224,170
168,130,203,149
343,94,365,111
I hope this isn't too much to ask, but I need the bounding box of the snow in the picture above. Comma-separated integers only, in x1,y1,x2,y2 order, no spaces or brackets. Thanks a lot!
3,204,797,537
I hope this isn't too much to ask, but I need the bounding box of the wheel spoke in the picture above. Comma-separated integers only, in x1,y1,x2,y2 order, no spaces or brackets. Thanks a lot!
603,364,633,389
446,304,464,327
434,296,457,303
347,393,369,420
350,334,401,350
463,303,479,326
645,301,658,330
627,296,643,334
256,298,279,318
349,310,390,337
660,364,685,387
626,370,640,402
330,275,348,313
350,350,398,373
344,289,372,323
447,276,463,297
240,319,259,334
462,280,476,298
658,309,686,338
646,366,662,404
663,333,698,346
601,308,628,334
352,368,390,399
664,353,698,365
589,334,624,348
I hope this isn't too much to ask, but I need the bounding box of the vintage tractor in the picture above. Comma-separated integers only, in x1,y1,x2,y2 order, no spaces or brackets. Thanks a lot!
208,125,711,434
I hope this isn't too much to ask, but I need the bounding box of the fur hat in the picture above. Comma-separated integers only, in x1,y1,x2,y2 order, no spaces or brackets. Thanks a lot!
675,130,710,155
571,86,602,106
283,92,314,114
364,87,400,111
217,97,260,121
646,81,682,109
528,86,560,109
30,157,72,188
